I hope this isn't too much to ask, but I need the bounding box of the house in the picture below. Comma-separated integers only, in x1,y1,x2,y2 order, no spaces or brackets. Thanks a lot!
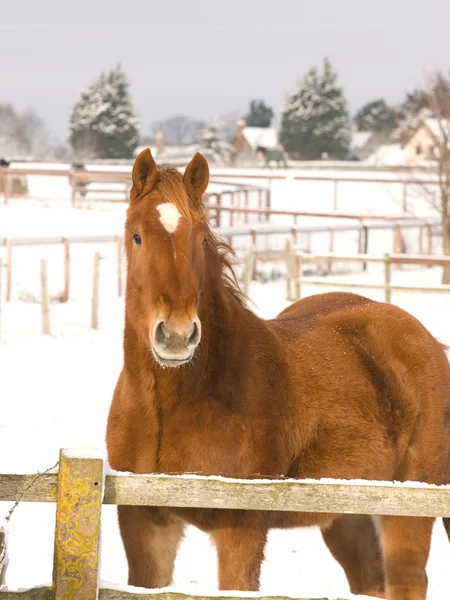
364,143,405,166
402,118,450,163
231,120,281,165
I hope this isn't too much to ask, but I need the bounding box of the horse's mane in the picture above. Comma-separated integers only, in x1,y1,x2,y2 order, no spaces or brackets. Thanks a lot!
156,166,248,307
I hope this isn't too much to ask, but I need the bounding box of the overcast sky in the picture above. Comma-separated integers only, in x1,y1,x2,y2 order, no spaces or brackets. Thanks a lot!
2,0,450,142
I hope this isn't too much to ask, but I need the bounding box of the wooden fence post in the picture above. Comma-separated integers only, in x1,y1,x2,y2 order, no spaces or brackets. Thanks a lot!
266,184,271,221
294,254,302,300
427,223,433,257
41,259,50,335
328,227,334,274
215,193,222,228
244,190,249,224
6,239,11,302
4,174,12,204
117,236,123,297
243,247,255,294
402,181,408,212
285,240,293,301
70,173,76,208
63,238,70,302
258,189,263,222
333,179,338,211
91,252,100,330
53,449,104,600
384,253,392,303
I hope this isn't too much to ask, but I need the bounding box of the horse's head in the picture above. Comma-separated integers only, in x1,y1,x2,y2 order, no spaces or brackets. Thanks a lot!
125,149,210,368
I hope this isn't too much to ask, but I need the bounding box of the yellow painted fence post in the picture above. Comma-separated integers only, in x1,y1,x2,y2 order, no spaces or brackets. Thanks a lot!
53,449,104,600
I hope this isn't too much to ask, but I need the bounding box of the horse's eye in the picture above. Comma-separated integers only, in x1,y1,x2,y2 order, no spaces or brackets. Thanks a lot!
202,238,207,247
132,233,142,245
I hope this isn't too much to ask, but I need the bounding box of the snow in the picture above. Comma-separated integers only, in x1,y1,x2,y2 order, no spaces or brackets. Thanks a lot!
62,448,105,460
423,118,450,145
241,127,279,151
365,144,406,166
1,173,450,598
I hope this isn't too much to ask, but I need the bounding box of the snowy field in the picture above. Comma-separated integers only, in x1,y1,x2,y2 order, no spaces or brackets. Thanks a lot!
1,171,450,598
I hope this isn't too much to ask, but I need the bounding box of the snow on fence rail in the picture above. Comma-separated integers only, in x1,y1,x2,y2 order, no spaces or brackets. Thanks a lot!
1,448,450,599
0,163,445,214
285,250,450,303
1,219,440,308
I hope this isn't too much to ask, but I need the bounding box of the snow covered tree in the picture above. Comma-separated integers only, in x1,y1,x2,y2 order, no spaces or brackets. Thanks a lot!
69,65,139,159
280,58,351,159
355,99,397,133
198,118,231,162
245,100,274,128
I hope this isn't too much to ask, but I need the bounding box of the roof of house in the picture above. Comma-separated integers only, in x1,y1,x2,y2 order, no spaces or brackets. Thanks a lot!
364,143,405,166
423,118,450,143
402,118,450,147
350,131,372,150
241,127,279,150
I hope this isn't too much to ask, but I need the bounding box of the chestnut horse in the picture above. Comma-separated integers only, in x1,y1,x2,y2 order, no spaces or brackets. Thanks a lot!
107,149,450,600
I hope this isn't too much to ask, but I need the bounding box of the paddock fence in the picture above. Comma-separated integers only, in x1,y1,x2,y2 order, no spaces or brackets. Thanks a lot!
284,250,450,303
0,216,442,303
0,163,445,216
1,448,450,599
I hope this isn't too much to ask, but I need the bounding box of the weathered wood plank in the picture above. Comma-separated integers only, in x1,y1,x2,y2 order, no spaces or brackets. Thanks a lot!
99,591,346,600
2,468,450,519
52,449,104,600
0,590,347,600
0,473,57,503
103,473,450,517
0,587,52,599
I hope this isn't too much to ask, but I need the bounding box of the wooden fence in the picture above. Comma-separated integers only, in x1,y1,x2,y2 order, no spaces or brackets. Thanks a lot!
1,448,450,599
2,217,438,306
286,250,450,302
0,163,445,211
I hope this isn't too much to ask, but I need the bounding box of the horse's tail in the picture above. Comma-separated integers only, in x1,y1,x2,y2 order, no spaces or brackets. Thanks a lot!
443,518,450,542
438,341,450,542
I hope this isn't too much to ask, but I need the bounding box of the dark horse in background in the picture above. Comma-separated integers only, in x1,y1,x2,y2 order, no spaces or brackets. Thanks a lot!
107,148,450,600
256,145,288,167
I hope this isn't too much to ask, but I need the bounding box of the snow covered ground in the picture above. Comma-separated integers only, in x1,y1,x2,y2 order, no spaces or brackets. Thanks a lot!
1,174,450,598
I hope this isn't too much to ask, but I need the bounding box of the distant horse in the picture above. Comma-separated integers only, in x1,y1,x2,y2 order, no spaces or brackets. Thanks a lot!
256,145,288,167
107,148,450,600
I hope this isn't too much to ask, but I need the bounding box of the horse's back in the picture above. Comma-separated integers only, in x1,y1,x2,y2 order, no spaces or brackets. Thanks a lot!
269,292,450,484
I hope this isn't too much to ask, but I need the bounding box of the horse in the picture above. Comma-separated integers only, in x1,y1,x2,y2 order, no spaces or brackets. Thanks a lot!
256,145,288,168
106,148,450,600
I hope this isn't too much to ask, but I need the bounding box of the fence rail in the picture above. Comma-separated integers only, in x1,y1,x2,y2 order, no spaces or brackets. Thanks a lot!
0,163,444,214
1,448,450,599
287,250,450,303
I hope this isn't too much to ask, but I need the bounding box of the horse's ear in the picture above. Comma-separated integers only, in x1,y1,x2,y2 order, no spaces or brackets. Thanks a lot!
131,148,158,196
183,153,209,201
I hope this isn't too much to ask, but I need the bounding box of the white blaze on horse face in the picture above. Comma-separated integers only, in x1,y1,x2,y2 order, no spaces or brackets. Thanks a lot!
157,203,181,233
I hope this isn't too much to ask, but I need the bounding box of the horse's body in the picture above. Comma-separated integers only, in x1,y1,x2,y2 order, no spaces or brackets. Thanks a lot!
256,145,288,167
107,149,450,600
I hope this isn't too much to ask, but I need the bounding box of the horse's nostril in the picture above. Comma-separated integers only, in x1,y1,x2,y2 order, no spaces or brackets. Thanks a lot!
188,321,200,347
155,321,167,345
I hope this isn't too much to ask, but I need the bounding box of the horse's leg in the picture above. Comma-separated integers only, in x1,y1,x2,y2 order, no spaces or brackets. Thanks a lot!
321,515,385,598
211,516,267,591
378,515,433,600
118,506,184,588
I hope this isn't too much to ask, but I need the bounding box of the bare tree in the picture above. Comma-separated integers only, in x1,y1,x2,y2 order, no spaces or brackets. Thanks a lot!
149,115,205,146
0,104,25,157
0,105,54,159
16,109,52,158
408,72,450,282
219,109,243,143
